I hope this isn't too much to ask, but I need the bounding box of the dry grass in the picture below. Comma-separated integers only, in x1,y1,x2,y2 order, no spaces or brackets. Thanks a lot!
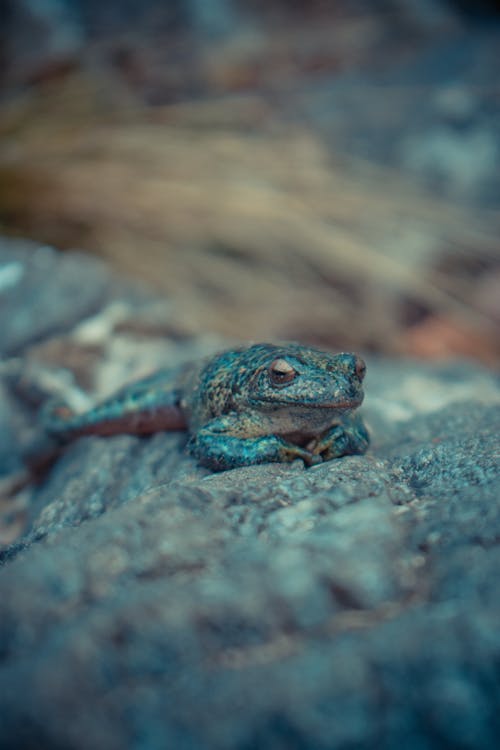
0,75,499,361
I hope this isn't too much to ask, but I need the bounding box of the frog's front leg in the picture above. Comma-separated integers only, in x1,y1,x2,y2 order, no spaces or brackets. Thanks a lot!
189,415,317,472
313,413,369,462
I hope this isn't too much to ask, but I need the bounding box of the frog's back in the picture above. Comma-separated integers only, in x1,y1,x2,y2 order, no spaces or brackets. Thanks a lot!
180,348,245,429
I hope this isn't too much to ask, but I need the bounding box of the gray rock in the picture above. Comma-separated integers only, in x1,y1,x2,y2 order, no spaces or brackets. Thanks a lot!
298,29,500,206
0,241,499,749
0,0,83,87
0,238,137,356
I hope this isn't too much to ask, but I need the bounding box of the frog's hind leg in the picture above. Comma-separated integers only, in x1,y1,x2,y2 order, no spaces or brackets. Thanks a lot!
43,370,187,442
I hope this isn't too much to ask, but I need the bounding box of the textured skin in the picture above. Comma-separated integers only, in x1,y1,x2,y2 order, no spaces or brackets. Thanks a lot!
43,343,369,471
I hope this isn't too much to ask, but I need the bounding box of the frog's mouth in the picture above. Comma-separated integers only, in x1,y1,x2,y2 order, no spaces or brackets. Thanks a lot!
260,396,363,410
307,397,363,410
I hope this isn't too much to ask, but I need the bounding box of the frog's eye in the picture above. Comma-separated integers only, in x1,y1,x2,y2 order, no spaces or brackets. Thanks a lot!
355,356,366,381
269,358,297,385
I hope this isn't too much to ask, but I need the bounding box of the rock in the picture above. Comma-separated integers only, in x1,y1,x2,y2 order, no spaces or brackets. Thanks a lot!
0,238,136,357
0,0,83,87
0,239,499,748
300,28,500,206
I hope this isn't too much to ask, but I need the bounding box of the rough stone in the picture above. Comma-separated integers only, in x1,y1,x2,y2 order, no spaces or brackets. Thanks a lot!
0,0,83,87
0,239,499,749
0,238,138,357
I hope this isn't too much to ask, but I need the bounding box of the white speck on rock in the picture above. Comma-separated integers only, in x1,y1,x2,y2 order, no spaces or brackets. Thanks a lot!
0,262,24,292
74,302,130,344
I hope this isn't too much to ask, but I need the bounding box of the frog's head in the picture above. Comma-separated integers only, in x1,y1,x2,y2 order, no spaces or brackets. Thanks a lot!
238,344,366,413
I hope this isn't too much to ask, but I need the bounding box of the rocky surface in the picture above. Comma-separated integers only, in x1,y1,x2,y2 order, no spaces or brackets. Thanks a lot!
0,238,499,749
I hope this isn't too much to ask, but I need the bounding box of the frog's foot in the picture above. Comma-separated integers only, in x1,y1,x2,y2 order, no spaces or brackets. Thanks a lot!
189,415,317,472
312,414,369,463
280,441,320,468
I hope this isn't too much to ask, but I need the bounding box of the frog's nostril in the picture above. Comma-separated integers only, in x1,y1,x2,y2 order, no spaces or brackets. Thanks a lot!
355,356,366,381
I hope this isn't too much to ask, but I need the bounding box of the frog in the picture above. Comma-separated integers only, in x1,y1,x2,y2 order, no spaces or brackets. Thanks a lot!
43,343,369,472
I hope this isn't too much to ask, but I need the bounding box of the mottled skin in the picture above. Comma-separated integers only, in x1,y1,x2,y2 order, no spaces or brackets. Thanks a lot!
43,343,369,472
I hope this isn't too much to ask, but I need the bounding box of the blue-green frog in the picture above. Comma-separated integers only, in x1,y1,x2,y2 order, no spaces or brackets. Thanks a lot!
43,343,369,472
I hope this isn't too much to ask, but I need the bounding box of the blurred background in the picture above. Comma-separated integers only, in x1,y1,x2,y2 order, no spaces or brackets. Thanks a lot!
0,0,499,364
